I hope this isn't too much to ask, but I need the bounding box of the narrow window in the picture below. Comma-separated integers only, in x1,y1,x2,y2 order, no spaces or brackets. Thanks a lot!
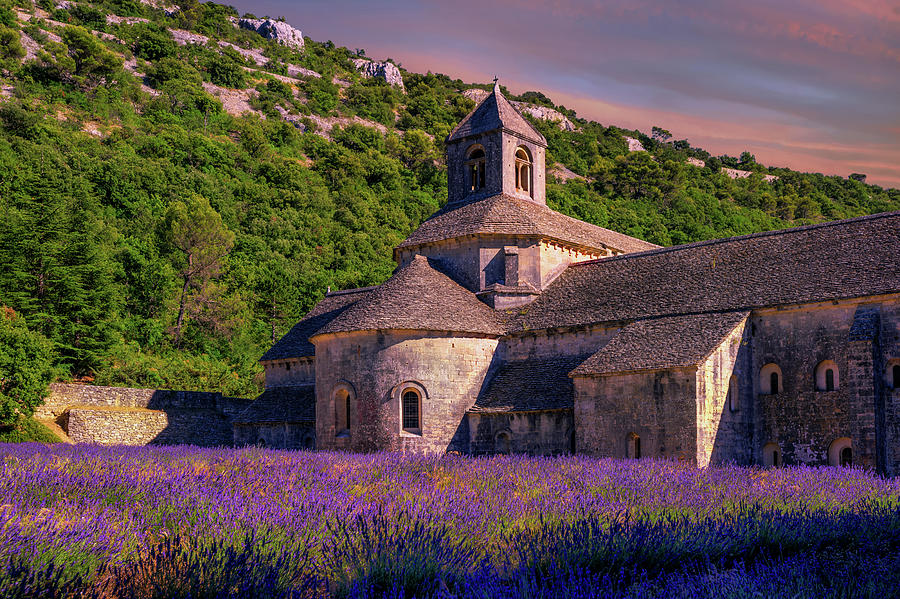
495,431,511,454
402,390,420,431
773,450,781,467
770,372,779,394
894,364,900,389
825,368,835,392
840,447,852,467
345,395,351,432
763,442,781,467
627,433,641,459
515,147,532,196
466,148,485,192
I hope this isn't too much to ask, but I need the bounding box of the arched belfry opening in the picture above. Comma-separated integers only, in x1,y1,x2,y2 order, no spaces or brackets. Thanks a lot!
444,79,548,206
515,146,532,197
466,146,486,192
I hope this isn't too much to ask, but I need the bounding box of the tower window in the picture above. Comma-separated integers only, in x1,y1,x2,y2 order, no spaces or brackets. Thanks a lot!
402,389,421,432
515,146,532,196
466,147,486,192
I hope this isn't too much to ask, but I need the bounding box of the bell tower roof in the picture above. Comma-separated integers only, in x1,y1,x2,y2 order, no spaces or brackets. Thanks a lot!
447,81,547,146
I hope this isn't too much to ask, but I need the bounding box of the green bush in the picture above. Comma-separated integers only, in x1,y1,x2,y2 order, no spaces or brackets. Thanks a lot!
0,307,55,426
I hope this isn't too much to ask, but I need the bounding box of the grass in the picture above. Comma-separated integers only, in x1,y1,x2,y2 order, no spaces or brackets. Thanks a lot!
0,417,61,443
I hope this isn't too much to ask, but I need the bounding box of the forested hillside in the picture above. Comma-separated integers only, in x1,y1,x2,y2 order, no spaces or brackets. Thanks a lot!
0,0,897,398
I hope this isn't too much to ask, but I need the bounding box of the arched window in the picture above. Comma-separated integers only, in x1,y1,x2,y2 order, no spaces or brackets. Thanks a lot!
828,437,852,467
333,385,353,436
402,389,421,433
466,146,486,192
763,443,781,467
815,360,839,392
728,375,739,412
495,431,511,454
627,433,641,459
515,146,532,196
892,364,900,390
759,363,783,394
302,433,315,450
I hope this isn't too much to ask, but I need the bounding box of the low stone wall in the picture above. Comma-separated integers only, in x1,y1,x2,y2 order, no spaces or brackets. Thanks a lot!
40,383,252,446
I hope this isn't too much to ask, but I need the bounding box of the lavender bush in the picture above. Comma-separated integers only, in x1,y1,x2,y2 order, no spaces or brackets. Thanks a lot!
1,443,898,598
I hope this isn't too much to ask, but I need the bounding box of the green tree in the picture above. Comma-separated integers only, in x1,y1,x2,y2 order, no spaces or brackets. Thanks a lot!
167,195,235,345
0,307,54,426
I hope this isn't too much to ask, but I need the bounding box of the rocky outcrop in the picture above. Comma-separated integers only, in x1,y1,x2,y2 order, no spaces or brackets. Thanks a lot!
624,136,646,152
238,18,304,50
353,59,405,91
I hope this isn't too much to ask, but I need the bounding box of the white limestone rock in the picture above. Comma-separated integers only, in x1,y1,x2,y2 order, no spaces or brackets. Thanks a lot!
238,18,304,50
353,59,405,91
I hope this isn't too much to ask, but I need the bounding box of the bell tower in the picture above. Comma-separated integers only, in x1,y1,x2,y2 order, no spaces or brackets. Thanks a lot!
445,81,548,206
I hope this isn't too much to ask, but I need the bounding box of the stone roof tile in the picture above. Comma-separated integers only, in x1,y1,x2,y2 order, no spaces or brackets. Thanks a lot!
515,211,900,331
313,255,507,337
470,354,592,413
233,385,315,423
260,287,374,361
447,82,547,146
396,193,659,254
571,312,749,376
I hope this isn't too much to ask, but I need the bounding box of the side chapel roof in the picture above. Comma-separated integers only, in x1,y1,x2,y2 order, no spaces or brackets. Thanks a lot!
447,81,547,146
312,255,508,337
571,311,750,376
396,193,660,254
470,354,593,413
260,287,374,361
233,385,316,424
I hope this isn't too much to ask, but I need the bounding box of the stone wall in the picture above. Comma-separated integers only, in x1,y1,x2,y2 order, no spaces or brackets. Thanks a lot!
233,422,315,450
39,383,251,446
262,357,315,387
574,368,698,461
468,410,573,455
696,318,753,466
313,330,499,453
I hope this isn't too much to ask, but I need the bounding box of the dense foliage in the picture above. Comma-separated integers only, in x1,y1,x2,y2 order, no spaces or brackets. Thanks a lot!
0,307,54,426
2,446,900,597
0,0,897,395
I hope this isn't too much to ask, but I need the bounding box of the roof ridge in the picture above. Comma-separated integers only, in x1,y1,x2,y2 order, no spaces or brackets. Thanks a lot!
573,210,900,267
325,285,380,297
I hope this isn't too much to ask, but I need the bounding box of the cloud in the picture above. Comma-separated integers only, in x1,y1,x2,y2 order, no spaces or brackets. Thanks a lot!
233,0,900,188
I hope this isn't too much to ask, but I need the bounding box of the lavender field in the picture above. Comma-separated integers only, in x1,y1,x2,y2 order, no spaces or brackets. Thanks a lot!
2,444,899,598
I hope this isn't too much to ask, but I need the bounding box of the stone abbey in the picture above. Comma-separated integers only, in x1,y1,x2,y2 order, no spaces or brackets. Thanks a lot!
234,82,900,474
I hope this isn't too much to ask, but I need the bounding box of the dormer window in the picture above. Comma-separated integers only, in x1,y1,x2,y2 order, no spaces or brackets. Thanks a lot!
466,147,486,192
515,147,532,196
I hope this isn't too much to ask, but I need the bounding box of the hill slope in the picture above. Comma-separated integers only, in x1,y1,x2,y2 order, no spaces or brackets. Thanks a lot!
0,0,897,395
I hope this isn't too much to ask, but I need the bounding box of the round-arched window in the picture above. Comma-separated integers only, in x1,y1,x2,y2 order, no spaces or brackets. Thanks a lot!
401,388,421,433
466,146,486,192
515,146,532,196
763,442,781,467
828,437,852,467
759,363,783,394
495,431,511,454
333,384,355,436
627,432,641,459
815,360,839,392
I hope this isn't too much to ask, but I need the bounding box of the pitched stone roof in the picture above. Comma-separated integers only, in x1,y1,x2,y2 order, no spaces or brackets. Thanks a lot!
233,385,315,424
260,287,374,360
312,255,507,337
470,354,592,413
571,312,749,377
447,82,547,146
396,193,659,253
515,211,900,332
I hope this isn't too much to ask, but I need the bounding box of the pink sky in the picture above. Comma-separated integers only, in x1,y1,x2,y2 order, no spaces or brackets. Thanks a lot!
233,0,900,188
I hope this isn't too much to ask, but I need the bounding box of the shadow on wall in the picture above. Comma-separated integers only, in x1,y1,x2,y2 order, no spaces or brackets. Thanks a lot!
43,384,252,446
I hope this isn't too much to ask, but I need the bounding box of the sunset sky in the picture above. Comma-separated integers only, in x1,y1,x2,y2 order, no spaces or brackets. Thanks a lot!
231,0,900,188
